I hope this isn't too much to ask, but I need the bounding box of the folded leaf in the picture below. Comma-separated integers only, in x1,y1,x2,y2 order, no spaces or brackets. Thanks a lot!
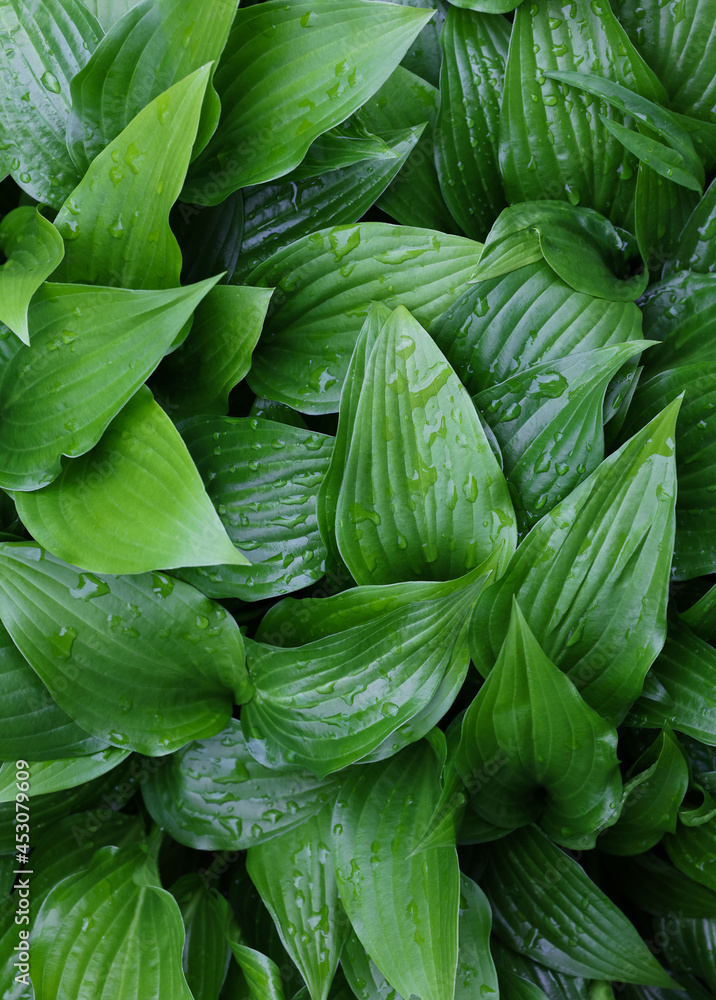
434,7,509,240
142,719,341,851
55,66,212,289
184,0,432,199
225,926,289,1000
247,222,483,413
458,601,621,847
0,0,101,206
0,543,248,754
469,399,679,722
67,0,236,170
330,741,460,1000
0,276,218,491
242,553,499,774
15,386,249,574
335,305,516,584
0,207,64,344
247,807,348,1000
170,875,231,1000
482,825,675,986
175,416,333,601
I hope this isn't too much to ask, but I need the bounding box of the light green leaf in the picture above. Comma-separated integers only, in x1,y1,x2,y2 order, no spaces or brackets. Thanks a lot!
0,207,64,344
142,719,341,851
0,543,248,755
0,276,218,491
241,553,499,774
483,825,675,986
682,584,716,643
448,0,522,10
247,222,483,414
33,842,193,999
330,741,460,1000
455,875,499,1000
170,875,231,1000
0,746,128,800
184,0,433,200
335,305,516,584
83,0,139,29
341,929,406,1000
457,601,621,847
225,933,288,1000
247,807,348,1000
175,416,333,601
0,0,101,207
15,386,249,574
468,400,679,723
55,66,212,289
67,0,236,170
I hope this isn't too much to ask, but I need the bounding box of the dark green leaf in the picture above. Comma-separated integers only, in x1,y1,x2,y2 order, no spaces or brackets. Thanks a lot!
665,819,716,893
455,874,499,999
639,272,716,376
634,163,699,270
173,190,244,285
666,177,716,276
0,207,64,344
492,938,598,1000
171,875,231,1000
615,852,716,919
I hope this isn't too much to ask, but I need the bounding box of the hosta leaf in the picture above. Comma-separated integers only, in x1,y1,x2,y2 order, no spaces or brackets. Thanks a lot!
234,126,423,281
621,980,715,1000
634,163,699,271
683,584,716,643
449,0,521,9
330,741,460,1000
666,177,716,276
599,727,689,855
156,285,274,418
335,305,516,585
183,0,432,200
224,923,289,1000
15,386,249,574
358,66,456,232
84,0,138,30
33,841,193,999
665,821,716,893
175,416,333,601
492,939,598,1000
431,260,643,398
291,120,394,179
0,207,64,344
0,747,128,800
55,66,211,290
341,929,406,1000
0,621,106,761
434,6,509,240
411,722,468,854
0,543,248,755
656,914,716,996
389,0,446,88
499,970,552,1000
67,0,236,170
483,825,674,986
247,222,483,413
469,400,679,722
455,875,499,999
498,0,664,224
241,553,499,774
457,601,621,847
0,0,101,207
474,342,648,531
173,189,244,285
171,875,231,1000
142,719,341,851
615,852,716,919
0,276,218,491
627,619,716,745
639,272,716,376
247,807,348,1000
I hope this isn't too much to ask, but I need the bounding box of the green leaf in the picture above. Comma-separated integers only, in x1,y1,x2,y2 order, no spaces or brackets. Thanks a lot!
655,913,716,996
434,6,509,240
666,177,716,276
483,825,675,986
448,0,522,10
14,386,249,574
0,746,128,800
67,0,236,170
0,620,106,761
390,0,446,88
247,222,483,413
341,929,407,1000
0,276,218,491
598,728,689,855
639,272,716,376
142,719,341,851
0,543,248,754
615,852,716,919
411,722,468,854
183,0,433,200
83,0,138,30
455,875,499,1000
431,260,643,398
634,163,699,271
225,929,289,1000
247,807,348,1000
55,66,212,290
492,938,599,1000
358,66,457,233
457,600,621,847
0,207,64,344
33,841,193,999
335,305,516,584
498,0,665,225
665,820,716,894
291,120,395,178
241,553,499,774
627,619,716,746
469,399,679,723
474,342,648,531
682,584,716,643
175,416,333,601
173,189,244,285
0,0,101,207
234,125,423,281
156,285,273,419
330,741,460,1000
171,875,231,1000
